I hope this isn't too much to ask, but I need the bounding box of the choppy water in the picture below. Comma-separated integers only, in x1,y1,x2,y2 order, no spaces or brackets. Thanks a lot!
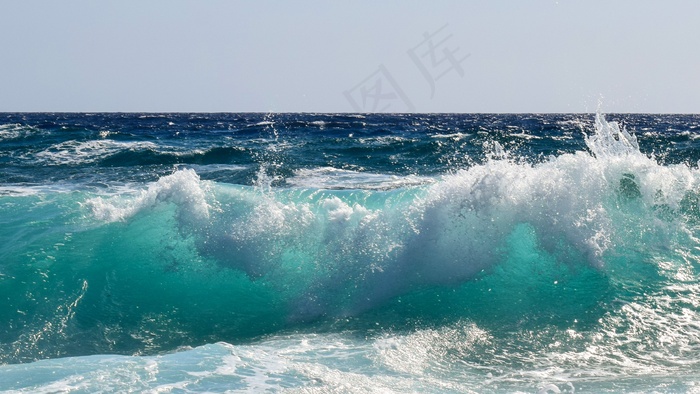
2,112,700,393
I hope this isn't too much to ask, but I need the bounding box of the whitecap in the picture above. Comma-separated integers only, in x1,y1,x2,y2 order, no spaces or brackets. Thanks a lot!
286,167,434,190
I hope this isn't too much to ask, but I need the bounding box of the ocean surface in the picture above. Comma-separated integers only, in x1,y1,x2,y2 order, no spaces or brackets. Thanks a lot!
2,112,700,393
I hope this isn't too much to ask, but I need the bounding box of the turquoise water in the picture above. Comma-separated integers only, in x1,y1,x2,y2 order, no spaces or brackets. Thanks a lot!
2,112,700,392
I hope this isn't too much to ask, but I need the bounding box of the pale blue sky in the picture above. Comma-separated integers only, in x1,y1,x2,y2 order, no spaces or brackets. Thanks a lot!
1,1,698,113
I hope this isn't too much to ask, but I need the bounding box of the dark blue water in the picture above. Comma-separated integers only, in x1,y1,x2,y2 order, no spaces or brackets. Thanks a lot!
2,112,700,392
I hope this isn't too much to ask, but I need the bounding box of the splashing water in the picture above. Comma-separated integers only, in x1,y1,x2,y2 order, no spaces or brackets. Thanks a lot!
3,112,700,392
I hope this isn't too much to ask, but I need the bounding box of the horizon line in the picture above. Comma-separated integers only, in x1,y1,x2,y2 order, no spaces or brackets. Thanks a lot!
2,111,698,115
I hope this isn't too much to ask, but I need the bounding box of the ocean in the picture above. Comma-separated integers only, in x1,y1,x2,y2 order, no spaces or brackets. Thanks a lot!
1,112,700,393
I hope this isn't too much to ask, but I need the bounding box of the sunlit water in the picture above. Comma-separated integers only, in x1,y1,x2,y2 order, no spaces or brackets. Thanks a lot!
2,112,700,392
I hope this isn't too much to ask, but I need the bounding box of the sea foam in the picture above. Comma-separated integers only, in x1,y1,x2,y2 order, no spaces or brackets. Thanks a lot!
80,113,700,323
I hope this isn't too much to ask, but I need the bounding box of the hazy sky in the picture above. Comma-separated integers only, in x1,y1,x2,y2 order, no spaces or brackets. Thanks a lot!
1,1,698,113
